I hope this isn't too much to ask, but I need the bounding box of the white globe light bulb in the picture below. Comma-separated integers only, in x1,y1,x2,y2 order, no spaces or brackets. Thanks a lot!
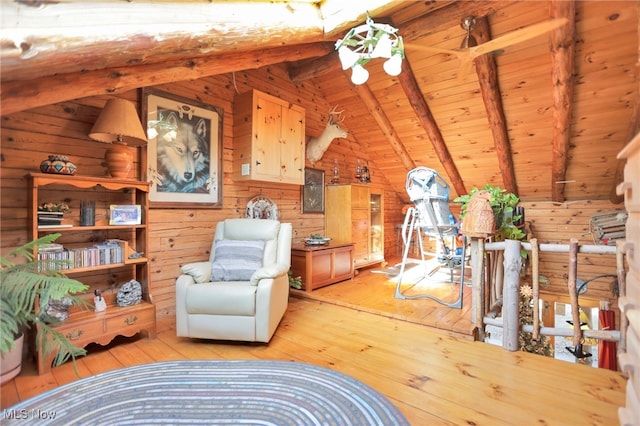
371,33,392,58
350,64,369,85
383,54,403,76
338,46,359,70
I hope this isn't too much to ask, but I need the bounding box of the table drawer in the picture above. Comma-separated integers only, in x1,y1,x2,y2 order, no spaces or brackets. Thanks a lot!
106,304,155,333
56,319,105,345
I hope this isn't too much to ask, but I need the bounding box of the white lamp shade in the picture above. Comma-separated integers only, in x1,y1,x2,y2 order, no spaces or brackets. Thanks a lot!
350,65,369,85
338,46,359,70
89,98,147,146
371,33,392,59
383,53,403,76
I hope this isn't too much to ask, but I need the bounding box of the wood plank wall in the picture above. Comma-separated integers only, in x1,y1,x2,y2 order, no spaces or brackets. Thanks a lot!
0,64,404,319
520,200,624,308
0,64,624,322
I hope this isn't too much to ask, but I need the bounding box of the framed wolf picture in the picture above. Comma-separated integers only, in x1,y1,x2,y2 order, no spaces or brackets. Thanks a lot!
142,89,223,208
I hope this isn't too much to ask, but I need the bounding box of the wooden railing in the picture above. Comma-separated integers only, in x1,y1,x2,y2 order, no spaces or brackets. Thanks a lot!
469,238,625,351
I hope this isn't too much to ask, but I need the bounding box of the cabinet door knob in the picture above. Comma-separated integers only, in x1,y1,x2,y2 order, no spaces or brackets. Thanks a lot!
255,161,261,166
124,315,138,325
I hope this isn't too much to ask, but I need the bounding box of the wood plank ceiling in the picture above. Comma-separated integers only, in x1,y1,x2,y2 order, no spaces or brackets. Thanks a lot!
1,0,638,203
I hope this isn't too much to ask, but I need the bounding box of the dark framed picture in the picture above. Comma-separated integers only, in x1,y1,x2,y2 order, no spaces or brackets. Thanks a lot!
142,88,223,208
302,168,325,213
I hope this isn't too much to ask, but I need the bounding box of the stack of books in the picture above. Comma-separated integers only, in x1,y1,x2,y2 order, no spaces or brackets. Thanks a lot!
37,240,126,271
37,211,64,227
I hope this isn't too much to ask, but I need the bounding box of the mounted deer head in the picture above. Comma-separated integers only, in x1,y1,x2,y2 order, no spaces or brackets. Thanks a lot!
306,106,348,164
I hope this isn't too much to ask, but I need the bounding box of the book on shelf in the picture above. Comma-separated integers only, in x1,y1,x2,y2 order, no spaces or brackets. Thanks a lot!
38,243,64,252
36,240,126,270
37,224,73,229
37,245,72,271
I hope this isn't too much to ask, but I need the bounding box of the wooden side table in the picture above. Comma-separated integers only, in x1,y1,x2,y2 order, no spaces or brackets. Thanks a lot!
291,242,355,292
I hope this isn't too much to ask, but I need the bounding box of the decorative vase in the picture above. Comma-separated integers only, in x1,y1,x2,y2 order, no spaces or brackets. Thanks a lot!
40,155,77,175
105,143,132,178
80,200,96,226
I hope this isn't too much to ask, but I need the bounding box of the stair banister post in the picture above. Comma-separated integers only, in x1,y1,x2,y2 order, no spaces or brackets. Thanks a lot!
502,239,522,351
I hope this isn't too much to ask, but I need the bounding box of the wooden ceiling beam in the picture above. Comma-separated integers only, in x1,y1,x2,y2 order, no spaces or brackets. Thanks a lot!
288,54,337,82
350,79,416,174
399,1,502,40
396,59,467,197
472,16,518,195
549,0,576,203
1,42,335,115
1,0,405,84
0,1,326,83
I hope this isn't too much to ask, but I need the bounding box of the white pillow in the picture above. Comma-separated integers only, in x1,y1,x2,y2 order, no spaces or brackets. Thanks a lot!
211,239,265,281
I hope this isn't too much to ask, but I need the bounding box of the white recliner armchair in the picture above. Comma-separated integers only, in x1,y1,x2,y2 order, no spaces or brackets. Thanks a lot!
176,218,292,342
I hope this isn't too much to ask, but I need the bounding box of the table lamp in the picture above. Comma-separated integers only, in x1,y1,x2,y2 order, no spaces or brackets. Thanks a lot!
89,98,147,178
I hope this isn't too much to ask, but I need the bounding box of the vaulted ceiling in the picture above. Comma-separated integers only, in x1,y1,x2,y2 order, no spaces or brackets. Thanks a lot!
2,0,638,203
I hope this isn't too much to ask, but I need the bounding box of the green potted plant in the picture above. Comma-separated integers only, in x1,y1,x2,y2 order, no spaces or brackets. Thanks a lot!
1,233,89,383
454,184,525,242
288,270,302,290
454,184,528,293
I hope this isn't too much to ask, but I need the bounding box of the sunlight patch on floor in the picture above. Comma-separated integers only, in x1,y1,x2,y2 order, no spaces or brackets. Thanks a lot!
375,258,469,285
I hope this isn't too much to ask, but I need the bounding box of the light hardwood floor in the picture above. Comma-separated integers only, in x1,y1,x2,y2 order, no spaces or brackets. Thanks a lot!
1,286,626,425
293,257,475,338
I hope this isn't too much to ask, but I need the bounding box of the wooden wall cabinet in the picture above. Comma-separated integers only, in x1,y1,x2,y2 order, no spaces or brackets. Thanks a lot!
29,173,156,374
325,184,384,269
234,89,305,185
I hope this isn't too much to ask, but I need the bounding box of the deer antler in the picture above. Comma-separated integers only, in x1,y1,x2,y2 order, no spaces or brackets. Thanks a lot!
328,105,345,124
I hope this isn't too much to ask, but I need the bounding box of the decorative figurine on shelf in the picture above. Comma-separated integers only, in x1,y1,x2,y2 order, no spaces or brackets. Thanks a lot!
128,251,144,259
40,155,77,175
116,279,142,307
94,288,107,312
41,297,72,322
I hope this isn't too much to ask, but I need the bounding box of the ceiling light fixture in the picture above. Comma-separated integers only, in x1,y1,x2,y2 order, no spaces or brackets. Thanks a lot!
335,14,405,85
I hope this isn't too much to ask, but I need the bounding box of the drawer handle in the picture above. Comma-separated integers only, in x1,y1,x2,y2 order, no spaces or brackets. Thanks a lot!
124,315,138,325
66,330,84,341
